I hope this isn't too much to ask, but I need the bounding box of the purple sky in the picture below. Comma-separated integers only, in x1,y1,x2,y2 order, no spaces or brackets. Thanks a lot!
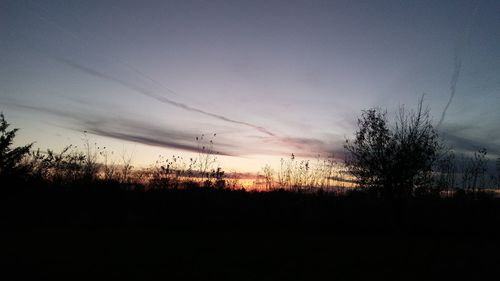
1,0,499,172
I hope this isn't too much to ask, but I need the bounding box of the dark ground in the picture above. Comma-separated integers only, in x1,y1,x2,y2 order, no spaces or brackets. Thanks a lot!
2,185,500,280
3,229,499,280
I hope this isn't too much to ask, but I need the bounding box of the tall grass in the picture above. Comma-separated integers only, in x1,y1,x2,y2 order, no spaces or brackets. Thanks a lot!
255,154,350,192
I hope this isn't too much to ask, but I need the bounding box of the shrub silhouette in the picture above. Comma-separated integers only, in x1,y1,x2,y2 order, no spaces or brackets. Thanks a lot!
344,98,440,198
27,145,87,184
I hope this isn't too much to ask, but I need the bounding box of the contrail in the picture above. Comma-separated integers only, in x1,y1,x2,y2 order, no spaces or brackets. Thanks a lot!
24,1,274,136
54,56,276,136
437,2,479,128
13,1,346,155
26,0,179,97
437,54,462,127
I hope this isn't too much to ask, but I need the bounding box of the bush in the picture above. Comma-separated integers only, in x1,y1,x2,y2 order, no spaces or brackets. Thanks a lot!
344,98,440,198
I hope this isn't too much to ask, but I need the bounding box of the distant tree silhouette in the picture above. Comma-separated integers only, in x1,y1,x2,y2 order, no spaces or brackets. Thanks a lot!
496,157,500,189
344,98,440,198
0,113,32,180
435,149,456,195
461,148,488,193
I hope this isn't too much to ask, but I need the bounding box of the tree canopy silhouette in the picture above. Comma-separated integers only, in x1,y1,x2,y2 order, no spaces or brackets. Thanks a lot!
0,112,32,179
344,98,440,198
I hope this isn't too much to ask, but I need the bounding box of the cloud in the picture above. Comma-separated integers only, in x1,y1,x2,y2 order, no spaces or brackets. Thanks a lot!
86,128,233,156
4,100,346,159
80,117,241,157
0,102,78,120
277,136,325,150
437,54,462,127
437,2,480,127
1,102,238,156
439,124,500,157
275,136,336,157
51,56,276,136
7,53,347,157
253,134,345,159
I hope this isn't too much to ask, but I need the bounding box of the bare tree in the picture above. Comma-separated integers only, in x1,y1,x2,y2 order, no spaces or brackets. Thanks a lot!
261,165,274,190
435,149,456,196
461,148,488,193
119,148,134,184
496,157,500,189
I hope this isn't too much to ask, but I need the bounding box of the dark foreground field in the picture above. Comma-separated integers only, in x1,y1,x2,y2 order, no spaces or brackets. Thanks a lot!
4,229,499,280
2,185,500,280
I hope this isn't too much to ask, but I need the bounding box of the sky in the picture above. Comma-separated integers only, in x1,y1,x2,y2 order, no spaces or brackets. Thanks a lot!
1,0,500,173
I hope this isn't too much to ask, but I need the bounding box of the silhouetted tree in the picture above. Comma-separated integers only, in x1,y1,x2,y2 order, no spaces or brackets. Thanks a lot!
435,150,456,195
344,98,440,198
461,148,488,193
496,157,500,189
0,112,32,180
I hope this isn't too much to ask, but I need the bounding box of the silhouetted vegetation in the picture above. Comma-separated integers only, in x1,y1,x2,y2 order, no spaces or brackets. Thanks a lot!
2,110,500,280
255,153,345,192
1,108,499,210
0,113,32,181
344,98,441,198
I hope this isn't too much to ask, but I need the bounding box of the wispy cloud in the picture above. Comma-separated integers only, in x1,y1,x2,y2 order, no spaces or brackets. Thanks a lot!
2,102,238,156
255,134,345,158
51,56,276,136
438,54,462,127
86,128,234,156
18,55,346,156
3,100,344,158
440,123,500,157
438,2,479,127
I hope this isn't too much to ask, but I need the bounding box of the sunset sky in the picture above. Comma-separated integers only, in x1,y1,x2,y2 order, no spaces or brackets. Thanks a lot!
1,0,499,172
